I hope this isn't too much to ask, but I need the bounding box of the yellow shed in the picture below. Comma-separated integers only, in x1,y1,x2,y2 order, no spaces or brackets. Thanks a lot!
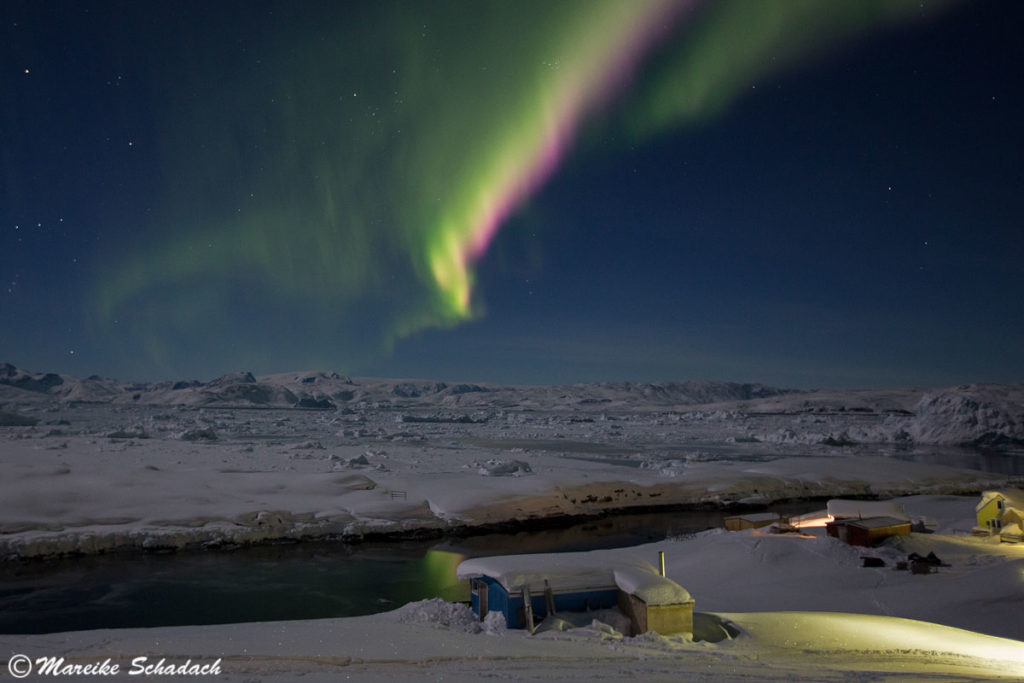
976,492,1007,532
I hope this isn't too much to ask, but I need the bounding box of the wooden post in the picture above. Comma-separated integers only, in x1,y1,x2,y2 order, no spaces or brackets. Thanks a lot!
522,585,535,634
477,580,488,621
658,551,666,577
543,579,556,616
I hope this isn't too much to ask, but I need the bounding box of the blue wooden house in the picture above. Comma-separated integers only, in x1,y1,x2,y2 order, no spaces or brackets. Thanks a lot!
466,574,619,629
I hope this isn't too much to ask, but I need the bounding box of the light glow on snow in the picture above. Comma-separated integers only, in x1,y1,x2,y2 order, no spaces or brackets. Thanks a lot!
840,616,1024,675
789,511,831,528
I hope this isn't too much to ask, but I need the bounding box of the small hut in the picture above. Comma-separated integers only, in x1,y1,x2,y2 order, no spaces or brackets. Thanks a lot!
724,512,785,531
999,507,1024,543
613,564,694,637
826,516,911,547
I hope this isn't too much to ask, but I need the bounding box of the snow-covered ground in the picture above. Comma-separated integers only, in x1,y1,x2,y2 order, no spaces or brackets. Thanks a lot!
4,496,1024,681
2,365,1024,679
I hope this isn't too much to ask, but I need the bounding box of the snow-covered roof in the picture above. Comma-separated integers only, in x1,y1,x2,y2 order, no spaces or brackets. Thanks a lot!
612,565,691,605
976,489,1024,513
1002,506,1024,523
726,512,781,523
456,552,691,605
827,499,908,521
976,491,1005,513
999,523,1024,539
838,516,912,530
458,553,615,593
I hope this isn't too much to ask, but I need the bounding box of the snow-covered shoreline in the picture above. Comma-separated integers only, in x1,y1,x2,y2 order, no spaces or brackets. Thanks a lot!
0,470,1010,562
2,365,1023,560
0,429,1015,561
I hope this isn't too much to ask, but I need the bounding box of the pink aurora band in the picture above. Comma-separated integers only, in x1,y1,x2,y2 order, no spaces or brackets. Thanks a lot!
445,0,698,308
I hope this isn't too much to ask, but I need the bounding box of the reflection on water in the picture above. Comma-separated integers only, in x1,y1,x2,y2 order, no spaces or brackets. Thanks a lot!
0,543,467,635
0,504,816,635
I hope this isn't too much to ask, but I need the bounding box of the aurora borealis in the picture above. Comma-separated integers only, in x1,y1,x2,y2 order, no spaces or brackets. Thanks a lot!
3,0,1023,386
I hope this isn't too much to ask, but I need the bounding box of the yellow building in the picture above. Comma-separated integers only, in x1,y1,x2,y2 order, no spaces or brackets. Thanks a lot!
974,490,1024,542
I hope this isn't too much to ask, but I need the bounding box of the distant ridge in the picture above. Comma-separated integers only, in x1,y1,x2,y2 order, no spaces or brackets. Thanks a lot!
0,362,791,410
2,363,1022,447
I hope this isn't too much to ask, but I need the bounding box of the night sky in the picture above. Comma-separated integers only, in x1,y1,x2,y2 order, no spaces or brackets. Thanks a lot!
2,0,1022,388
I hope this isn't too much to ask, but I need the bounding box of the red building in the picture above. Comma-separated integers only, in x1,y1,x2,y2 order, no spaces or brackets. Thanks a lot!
825,516,911,547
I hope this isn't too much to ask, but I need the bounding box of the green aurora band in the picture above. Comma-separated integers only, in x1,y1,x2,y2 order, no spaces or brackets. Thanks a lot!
92,0,952,375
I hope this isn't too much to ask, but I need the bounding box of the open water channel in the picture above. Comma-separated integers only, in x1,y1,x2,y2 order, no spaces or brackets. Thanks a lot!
0,503,820,634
